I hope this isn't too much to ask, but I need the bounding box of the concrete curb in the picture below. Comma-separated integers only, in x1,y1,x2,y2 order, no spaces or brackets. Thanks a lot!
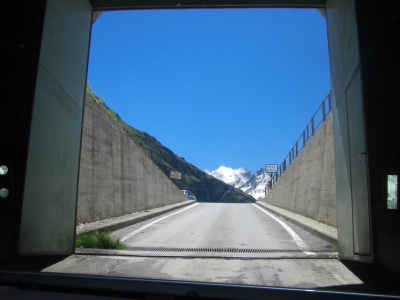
255,202,338,245
76,200,196,235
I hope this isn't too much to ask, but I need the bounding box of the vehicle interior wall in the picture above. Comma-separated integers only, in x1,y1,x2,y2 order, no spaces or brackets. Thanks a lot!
17,0,92,255
2,0,400,296
0,1,47,263
354,0,400,276
327,0,372,262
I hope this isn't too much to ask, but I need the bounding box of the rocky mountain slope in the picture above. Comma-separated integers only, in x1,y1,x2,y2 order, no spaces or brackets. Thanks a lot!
87,87,255,203
205,166,270,200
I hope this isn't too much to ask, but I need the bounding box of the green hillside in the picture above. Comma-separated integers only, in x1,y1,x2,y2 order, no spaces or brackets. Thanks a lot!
87,86,255,203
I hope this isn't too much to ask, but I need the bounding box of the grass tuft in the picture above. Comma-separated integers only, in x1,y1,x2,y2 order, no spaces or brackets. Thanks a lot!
333,240,338,251
75,230,126,250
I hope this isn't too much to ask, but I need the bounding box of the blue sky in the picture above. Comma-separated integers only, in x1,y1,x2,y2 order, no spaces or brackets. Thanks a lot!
87,8,330,174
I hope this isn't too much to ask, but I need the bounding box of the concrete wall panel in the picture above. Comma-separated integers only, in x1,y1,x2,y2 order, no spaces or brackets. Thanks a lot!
77,93,187,223
18,0,91,255
263,114,337,227
327,0,372,262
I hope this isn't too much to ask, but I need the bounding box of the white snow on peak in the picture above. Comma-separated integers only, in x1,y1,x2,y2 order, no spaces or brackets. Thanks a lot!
206,166,251,187
204,166,270,200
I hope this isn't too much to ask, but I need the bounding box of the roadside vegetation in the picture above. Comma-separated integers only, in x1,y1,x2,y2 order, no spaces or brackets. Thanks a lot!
75,230,127,250
333,240,338,251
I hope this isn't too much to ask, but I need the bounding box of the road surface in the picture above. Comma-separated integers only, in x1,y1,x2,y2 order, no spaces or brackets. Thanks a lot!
45,203,364,289
109,203,333,257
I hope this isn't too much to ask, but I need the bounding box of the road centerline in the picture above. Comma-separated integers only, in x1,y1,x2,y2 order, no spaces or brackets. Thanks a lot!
121,203,199,242
252,204,316,256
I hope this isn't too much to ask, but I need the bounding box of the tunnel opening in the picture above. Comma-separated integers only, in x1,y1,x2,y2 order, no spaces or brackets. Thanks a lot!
68,7,355,288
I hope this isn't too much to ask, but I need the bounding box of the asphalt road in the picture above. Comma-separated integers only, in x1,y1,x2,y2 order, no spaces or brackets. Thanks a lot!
109,203,334,256
45,203,365,289
44,203,367,289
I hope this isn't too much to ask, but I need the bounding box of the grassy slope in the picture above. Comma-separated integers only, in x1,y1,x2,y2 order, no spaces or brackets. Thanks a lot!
87,86,255,203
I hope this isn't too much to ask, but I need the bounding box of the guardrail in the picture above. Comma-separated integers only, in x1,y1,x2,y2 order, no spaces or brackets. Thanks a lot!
269,92,332,188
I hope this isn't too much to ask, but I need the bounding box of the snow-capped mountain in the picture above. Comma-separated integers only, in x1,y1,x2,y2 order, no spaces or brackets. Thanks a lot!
205,166,270,200
204,166,252,187
239,168,271,200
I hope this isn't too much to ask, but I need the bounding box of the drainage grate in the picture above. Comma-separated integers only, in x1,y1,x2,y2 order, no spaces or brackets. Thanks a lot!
124,247,337,254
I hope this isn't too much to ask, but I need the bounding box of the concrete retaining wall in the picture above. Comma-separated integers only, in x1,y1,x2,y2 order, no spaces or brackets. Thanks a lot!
263,114,337,227
77,93,188,223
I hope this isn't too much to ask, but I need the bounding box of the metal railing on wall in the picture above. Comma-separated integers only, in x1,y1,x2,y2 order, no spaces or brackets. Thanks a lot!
269,92,332,189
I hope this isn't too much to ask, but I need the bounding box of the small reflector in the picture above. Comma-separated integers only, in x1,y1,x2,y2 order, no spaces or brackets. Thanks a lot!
0,165,8,175
0,188,9,198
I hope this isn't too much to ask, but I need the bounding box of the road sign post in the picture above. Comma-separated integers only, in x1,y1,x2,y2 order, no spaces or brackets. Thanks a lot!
265,164,278,191
170,171,181,180
265,164,278,173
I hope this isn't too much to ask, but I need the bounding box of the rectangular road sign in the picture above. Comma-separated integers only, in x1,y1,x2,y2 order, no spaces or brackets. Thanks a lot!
170,171,181,180
265,164,278,173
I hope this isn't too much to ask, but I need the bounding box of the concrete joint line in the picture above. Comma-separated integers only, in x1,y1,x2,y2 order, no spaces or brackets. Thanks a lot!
39,63,78,109
252,204,316,256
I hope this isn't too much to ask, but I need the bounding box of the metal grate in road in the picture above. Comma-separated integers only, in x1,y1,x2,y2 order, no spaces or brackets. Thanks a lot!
124,247,337,254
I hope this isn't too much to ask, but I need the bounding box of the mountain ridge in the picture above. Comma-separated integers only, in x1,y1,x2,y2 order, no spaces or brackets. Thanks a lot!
87,86,255,203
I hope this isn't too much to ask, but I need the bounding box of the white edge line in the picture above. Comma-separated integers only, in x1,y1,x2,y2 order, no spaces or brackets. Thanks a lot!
252,204,316,256
121,203,200,242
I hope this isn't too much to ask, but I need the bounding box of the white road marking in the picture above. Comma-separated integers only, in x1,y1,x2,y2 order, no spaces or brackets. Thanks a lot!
252,204,316,256
121,203,200,242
